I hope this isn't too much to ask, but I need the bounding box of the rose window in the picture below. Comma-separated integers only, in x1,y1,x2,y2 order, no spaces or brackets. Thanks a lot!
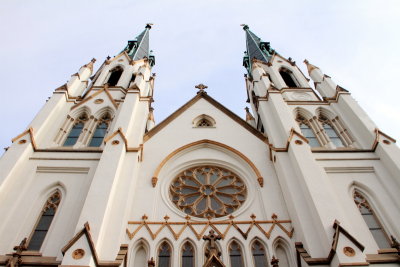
169,166,247,218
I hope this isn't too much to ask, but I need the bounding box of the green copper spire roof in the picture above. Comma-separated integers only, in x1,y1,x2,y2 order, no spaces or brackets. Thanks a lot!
242,25,274,75
122,24,155,66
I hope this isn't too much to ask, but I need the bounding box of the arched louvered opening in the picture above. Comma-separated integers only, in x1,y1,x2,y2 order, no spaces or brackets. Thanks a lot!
229,241,244,267
89,113,111,147
296,115,320,147
353,190,390,248
252,240,268,267
27,191,61,251
63,114,88,146
107,67,123,86
158,241,172,267
279,68,298,88
275,243,290,267
181,242,194,267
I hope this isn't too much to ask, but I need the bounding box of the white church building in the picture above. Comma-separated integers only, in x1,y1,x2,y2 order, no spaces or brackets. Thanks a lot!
0,24,399,267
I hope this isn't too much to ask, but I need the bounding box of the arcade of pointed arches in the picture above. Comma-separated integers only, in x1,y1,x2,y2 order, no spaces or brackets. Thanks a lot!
129,236,292,267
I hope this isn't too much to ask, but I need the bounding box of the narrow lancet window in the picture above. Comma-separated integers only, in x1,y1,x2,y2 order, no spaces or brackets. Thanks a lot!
296,115,319,147
27,191,61,251
252,240,268,267
63,114,87,146
279,68,298,87
89,114,111,147
229,241,244,267
321,122,344,147
353,191,390,248
275,245,290,267
158,242,171,267
107,67,123,86
181,242,194,267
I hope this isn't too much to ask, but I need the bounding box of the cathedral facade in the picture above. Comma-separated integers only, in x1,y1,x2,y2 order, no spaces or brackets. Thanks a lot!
0,24,399,267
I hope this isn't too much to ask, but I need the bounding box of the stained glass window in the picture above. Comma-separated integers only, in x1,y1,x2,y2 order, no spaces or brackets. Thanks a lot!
158,242,171,267
353,191,390,248
27,191,61,251
181,242,194,267
299,122,319,147
229,241,244,267
252,240,268,267
170,166,247,218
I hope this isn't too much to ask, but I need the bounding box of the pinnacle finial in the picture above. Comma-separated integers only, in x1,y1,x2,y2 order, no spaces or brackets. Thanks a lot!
303,59,319,75
245,107,255,121
240,24,249,30
146,23,153,29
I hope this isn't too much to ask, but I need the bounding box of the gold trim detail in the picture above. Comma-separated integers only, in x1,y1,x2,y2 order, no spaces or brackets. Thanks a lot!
103,128,142,153
72,249,85,260
71,86,118,110
126,214,293,241
296,220,364,265
151,139,264,188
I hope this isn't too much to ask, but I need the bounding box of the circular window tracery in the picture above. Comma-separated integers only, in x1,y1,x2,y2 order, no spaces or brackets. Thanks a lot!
169,166,247,218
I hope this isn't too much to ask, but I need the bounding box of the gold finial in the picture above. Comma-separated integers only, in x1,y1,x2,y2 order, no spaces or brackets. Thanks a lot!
195,83,208,94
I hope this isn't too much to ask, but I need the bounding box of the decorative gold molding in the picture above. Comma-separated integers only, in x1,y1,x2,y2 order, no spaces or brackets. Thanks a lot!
103,127,142,153
11,127,37,150
151,139,264,188
62,222,128,267
71,87,118,110
372,128,396,150
126,214,293,240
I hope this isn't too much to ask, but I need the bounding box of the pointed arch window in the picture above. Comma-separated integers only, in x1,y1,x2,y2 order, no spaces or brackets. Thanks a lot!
252,240,268,267
229,241,244,267
107,67,123,86
181,242,194,267
296,116,320,147
158,241,171,267
353,190,390,248
275,244,290,267
279,68,298,88
89,114,111,147
63,114,88,146
27,191,61,251
319,116,345,147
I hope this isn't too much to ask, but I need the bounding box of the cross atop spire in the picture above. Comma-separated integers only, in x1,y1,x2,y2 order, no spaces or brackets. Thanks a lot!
242,25,275,75
122,24,155,66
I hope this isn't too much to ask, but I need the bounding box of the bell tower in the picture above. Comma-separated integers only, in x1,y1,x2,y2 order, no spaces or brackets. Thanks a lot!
243,25,400,265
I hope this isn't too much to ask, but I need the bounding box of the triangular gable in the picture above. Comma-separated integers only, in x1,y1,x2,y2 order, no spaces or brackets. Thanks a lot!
71,86,118,110
62,222,128,267
295,220,364,265
144,91,267,143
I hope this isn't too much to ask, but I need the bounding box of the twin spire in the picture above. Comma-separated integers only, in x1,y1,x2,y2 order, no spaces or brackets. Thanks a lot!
242,24,275,75
122,23,155,66
121,24,319,77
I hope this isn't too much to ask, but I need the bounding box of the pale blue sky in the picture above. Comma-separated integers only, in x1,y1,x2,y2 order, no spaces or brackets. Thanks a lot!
1,0,400,152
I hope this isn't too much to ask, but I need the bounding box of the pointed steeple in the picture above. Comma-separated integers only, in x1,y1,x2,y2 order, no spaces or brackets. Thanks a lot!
242,24,275,75
122,24,155,66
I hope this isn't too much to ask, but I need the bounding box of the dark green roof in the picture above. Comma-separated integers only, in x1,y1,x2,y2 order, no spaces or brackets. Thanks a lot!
242,25,274,75
123,24,155,66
